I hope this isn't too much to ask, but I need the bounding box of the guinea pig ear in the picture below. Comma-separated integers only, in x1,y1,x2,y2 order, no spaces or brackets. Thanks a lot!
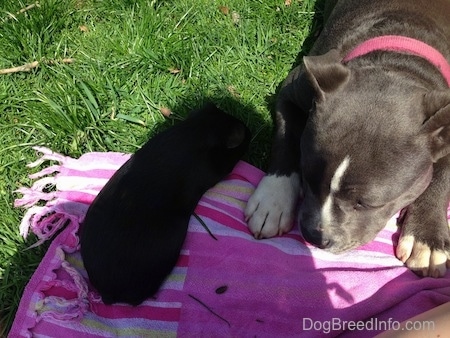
421,90,450,161
226,123,247,149
303,49,350,101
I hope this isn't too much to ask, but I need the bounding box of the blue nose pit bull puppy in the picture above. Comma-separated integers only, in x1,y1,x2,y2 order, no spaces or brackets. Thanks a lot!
245,0,450,277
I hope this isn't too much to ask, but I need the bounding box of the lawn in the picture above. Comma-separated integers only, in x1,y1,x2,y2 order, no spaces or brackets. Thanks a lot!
0,0,321,334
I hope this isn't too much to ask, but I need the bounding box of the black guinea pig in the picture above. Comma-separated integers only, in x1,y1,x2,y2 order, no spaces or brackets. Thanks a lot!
80,103,251,305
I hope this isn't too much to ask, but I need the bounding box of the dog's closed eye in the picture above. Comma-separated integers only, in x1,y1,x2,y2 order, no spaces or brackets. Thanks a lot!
353,201,367,210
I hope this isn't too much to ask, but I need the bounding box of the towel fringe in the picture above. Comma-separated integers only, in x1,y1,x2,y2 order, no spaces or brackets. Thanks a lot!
28,165,61,179
18,203,75,248
14,188,56,209
35,246,89,321
34,212,72,246
27,146,68,168
15,147,68,242
19,206,47,239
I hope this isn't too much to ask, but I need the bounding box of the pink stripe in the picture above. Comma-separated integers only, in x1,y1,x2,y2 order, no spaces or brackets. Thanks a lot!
228,160,265,187
77,151,130,166
343,35,450,86
59,191,97,204
283,231,304,242
90,302,181,321
194,204,249,234
175,254,189,267
155,288,186,304
357,240,396,255
215,180,254,200
33,321,104,338
62,168,118,179
199,197,245,220
43,284,78,299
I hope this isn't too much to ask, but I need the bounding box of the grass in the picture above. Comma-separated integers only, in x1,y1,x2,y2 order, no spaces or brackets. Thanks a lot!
0,0,322,334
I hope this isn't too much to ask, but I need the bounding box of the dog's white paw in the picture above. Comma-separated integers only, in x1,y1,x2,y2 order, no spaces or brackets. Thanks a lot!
244,174,300,239
396,234,450,278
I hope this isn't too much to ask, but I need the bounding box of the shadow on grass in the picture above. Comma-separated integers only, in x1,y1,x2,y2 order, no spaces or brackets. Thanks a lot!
143,91,272,170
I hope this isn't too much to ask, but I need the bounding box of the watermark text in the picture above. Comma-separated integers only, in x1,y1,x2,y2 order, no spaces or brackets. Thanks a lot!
303,317,435,334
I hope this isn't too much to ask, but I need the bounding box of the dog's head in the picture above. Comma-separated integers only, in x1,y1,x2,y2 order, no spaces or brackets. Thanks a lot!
298,49,450,253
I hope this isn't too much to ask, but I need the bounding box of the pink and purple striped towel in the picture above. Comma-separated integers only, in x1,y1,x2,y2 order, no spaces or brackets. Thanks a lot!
10,147,450,337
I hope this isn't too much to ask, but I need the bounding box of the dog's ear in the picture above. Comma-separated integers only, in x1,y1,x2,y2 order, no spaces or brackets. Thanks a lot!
303,49,350,101
421,90,450,161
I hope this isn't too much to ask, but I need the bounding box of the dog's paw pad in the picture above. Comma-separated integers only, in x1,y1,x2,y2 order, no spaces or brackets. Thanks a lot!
244,174,300,239
396,235,448,277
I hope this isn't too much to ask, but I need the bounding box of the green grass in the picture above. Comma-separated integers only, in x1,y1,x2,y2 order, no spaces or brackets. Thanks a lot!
0,0,321,334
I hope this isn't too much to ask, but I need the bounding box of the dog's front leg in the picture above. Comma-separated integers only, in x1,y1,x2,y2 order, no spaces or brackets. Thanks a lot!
245,68,311,239
396,155,450,277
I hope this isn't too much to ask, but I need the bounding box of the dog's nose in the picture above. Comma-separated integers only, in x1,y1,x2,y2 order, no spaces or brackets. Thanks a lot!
301,225,333,249
318,237,332,249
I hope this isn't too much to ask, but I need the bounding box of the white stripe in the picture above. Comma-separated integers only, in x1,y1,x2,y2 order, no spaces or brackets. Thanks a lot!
58,176,109,190
321,156,351,226
321,195,334,227
331,156,350,192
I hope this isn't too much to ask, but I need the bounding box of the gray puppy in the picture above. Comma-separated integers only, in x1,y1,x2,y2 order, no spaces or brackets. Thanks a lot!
245,0,450,277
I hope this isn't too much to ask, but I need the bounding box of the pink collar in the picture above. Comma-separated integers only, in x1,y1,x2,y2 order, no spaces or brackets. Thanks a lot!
342,35,450,87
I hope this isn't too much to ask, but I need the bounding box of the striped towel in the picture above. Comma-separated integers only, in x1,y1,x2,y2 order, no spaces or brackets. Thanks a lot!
10,147,450,337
